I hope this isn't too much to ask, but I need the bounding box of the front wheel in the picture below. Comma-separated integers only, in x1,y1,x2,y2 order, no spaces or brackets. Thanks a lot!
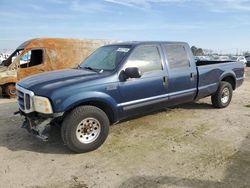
4,84,16,98
61,105,110,153
211,81,233,108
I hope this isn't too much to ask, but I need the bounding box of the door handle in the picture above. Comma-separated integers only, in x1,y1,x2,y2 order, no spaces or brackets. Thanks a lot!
190,72,195,81
163,76,168,86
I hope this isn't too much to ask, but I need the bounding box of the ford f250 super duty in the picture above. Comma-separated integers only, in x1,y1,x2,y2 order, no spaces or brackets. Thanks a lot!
16,42,244,153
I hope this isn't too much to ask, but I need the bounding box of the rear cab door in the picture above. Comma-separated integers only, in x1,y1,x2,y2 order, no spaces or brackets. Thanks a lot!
162,43,198,105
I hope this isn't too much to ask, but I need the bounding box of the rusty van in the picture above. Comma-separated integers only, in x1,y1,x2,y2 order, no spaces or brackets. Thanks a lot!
0,38,113,97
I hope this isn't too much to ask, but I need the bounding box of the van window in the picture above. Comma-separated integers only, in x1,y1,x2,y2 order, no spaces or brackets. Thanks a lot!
20,49,43,68
164,45,190,69
125,45,162,74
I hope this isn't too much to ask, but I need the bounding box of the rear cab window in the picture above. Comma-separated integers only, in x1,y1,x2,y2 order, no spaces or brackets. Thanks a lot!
164,44,190,69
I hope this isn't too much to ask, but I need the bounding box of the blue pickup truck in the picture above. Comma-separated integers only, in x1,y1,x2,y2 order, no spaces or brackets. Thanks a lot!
16,41,244,153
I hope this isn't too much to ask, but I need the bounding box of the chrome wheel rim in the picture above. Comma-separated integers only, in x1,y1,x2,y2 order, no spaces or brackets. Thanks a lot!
221,87,230,104
76,118,101,144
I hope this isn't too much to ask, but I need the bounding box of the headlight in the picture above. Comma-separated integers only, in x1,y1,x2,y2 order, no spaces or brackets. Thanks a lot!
33,96,53,114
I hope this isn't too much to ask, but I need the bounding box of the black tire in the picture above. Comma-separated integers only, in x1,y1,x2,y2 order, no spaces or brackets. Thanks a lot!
4,84,16,98
61,105,110,153
0,86,3,96
211,81,233,108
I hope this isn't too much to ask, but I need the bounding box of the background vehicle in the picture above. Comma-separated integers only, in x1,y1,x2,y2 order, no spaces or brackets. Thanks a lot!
0,55,4,64
245,56,250,67
0,38,113,97
0,53,10,64
195,56,211,61
16,41,244,153
218,56,230,61
231,56,247,64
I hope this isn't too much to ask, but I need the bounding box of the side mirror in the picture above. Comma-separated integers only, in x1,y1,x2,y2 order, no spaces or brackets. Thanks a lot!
119,67,141,81
125,67,141,78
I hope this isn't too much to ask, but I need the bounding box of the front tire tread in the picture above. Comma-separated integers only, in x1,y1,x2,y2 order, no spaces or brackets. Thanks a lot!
61,105,110,153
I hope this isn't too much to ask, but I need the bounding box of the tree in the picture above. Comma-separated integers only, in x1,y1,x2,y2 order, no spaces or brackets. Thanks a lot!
191,46,204,56
191,46,197,55
196,48,204,56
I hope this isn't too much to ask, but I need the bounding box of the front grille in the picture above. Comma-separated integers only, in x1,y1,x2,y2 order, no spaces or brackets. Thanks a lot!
25,94,31,110
16,85,34,113
17,90,25,110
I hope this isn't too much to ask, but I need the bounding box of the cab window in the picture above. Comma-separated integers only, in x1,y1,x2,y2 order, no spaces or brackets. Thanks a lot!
20,49,43,68
125,45,162,74
164,45,190,69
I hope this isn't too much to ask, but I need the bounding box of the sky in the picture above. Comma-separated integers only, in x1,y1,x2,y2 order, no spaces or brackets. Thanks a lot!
0,0,250,53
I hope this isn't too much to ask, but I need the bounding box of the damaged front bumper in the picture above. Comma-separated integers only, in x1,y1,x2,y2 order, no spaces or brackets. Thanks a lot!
22,116,52,141
18,111,63,141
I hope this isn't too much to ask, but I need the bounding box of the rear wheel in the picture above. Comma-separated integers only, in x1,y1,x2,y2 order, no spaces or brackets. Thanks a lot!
211,81,233,108
4,84,16,98
61,105,110,153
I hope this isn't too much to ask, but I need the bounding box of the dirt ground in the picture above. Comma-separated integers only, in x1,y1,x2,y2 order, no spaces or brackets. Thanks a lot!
0,69,250,188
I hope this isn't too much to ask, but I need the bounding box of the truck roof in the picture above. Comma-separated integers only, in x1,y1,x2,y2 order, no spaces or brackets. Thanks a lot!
105,41,189,47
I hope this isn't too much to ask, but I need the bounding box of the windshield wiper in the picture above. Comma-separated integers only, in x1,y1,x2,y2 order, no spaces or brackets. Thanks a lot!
82,66,99,73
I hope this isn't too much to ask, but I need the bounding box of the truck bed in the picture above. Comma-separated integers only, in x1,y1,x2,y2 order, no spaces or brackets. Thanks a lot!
196,61,244,100
196,60,235,66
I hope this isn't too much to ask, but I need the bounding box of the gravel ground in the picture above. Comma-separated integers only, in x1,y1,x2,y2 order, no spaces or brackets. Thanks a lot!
0,68,249,188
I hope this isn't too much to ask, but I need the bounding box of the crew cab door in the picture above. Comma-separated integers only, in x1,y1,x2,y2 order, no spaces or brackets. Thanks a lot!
118,44,169,117
163,44,197,105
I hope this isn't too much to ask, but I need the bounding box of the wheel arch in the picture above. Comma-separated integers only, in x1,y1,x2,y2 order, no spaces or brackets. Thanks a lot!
220,72,236,90
2,82,16,87
73,100,116,124
61,97,118,125
2,82,16,97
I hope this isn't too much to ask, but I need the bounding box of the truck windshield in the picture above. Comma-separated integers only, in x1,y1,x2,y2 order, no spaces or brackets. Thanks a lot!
80,45,131,71
2,49,23,66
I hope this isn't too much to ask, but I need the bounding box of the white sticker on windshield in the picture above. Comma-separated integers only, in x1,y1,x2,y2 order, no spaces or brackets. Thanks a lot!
117,48,130,52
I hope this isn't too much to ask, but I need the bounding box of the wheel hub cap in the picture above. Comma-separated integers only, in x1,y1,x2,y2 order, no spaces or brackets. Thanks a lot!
10,89,16,95
76,118,101,144
221,88,230,104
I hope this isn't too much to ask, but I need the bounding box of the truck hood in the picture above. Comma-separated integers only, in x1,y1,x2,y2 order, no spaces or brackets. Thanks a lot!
17,69,101,94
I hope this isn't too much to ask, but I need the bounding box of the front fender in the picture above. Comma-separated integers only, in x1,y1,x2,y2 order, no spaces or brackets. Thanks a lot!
54,91,119,121
0,74,17,85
